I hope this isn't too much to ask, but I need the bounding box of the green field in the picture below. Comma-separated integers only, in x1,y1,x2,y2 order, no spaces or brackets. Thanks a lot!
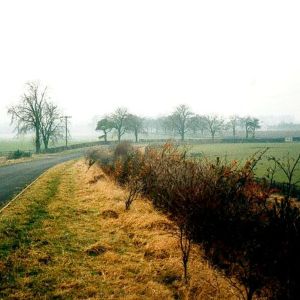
0,137,35,152
188,143,300,186
0,137,97,153
1,138,300,186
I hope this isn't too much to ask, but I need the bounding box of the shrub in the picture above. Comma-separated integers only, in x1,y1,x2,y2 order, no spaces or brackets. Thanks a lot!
113,141,133,160
90,142,300,299
7,150,32,160
85,148,113,170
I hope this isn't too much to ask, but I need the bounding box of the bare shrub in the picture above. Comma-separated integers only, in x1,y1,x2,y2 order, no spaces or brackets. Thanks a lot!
125,176,143,210
113,141,133,160
93,142,300,299
85,147,113,170
268,153,300,199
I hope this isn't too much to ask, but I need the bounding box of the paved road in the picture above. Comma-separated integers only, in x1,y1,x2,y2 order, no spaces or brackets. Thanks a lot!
0,151,85,206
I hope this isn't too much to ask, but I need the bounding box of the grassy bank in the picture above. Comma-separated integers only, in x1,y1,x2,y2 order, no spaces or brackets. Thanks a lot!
0,160,238,299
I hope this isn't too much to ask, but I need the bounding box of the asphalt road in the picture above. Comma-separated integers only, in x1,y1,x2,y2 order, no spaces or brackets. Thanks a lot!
0,151,85,206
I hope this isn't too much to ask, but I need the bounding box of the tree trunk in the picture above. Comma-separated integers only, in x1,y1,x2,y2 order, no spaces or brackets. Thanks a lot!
233,127,236,142
43,138,49,151
181,131,185,141
35,126,41,153
134,129,138,143
118,129,121,142
104,131,107,142
247,288,255,300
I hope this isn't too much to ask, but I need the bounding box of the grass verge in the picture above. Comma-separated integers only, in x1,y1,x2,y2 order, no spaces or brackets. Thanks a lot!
0,160,239,299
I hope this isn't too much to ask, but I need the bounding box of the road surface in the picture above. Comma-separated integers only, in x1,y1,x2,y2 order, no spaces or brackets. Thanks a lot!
0,151,85,206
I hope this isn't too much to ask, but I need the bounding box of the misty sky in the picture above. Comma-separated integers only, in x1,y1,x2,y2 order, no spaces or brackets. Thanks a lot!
1,0,300,131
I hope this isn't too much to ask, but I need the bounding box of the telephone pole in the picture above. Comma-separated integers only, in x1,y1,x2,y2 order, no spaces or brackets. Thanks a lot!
61,116,72,148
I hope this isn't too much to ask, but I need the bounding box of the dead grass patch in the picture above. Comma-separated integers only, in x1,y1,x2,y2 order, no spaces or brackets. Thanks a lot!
101,209,119,219
85,242,109,256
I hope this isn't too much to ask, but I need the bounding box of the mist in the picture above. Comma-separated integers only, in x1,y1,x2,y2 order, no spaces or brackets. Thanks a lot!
1,0,300,135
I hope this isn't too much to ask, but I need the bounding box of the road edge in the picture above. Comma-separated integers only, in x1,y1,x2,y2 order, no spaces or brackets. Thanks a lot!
0,170,48,214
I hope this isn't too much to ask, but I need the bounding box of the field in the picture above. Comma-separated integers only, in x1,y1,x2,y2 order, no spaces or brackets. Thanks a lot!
189,142,300,185
0,137,98,153
1,138,300,185
0,137,36,152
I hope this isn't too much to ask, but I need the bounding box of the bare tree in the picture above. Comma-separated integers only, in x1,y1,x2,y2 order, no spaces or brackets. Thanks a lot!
189,114,207,136
240,117,261,139
198,115,208,136
96,117,114,142
228,115,240,142
204,115,224,142
111,107,128,142
170,104,193,141
8,81,47,153
126,114,144,142
159,116,174,135
268,153,300,199
179,223,192,283
189,115,200,135
40,102,63,150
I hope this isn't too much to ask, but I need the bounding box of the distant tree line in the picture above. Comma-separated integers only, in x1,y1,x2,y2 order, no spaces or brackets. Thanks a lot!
96,105,261,142
268,122,300,131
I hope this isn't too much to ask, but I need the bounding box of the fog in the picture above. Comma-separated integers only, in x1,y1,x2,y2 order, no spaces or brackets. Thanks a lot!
1,0,300,137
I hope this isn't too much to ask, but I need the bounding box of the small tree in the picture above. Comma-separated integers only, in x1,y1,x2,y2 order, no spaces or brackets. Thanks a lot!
189,115,208,136
161,116,174,135
189,115,200,135
240,117,261,139
228,115,240,142
268,153,300,199
125,174,143,210
126,114,144,142
179,223,192,284
170,104,193,141
204,115,224,142
40,102,63,150
198,115,208,136
96,117,114,142
111,108,128,142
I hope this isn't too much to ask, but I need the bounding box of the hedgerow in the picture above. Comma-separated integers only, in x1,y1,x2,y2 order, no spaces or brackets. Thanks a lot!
86,142,300,300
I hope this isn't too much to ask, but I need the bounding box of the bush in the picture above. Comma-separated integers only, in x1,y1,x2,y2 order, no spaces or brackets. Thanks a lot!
113,141,134,160
85,148,113,170
89,142,300,299
7,150,32,160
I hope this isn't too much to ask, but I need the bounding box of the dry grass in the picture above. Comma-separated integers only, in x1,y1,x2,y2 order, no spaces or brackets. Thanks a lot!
0,160,241,299
0,155,35,166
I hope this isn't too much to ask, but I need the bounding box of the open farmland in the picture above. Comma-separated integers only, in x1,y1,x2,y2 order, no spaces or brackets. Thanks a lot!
0,138,98,154
0,138,36,153
189,142,300,185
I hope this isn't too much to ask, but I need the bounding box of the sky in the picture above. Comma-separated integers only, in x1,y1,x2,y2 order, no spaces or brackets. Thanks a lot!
1,0,300,135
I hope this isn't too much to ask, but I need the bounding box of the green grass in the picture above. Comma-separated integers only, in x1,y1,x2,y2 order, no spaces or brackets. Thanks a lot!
188,142,300,185
0,138,35,152
0,173,61,297
0,137,97,153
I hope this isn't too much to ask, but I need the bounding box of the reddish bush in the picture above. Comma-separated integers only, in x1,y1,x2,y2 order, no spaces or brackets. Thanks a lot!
90,143,300,299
